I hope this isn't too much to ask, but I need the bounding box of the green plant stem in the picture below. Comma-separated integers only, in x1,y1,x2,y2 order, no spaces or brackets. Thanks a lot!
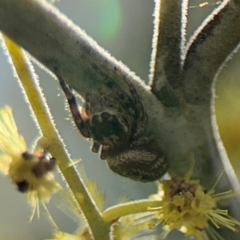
103,200,161,223
2,35,110,240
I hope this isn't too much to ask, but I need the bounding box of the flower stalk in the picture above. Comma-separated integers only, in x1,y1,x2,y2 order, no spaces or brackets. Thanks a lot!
103,200,162,223
2,35,110,240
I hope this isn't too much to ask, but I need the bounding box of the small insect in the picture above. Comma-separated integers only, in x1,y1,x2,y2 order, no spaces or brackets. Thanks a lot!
13,151,56,192
55,68,167,181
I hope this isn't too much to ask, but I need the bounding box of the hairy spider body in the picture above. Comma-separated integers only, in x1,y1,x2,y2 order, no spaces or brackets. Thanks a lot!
83,92,133,147
56,71,167,182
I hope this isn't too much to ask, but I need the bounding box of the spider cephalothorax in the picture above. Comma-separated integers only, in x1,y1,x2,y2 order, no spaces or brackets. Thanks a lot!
56,70,167,181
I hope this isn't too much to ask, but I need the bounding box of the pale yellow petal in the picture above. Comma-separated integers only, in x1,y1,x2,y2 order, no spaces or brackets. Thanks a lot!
0,154,12,174
46,231,80,240
0,106,26,156
27,175,62,206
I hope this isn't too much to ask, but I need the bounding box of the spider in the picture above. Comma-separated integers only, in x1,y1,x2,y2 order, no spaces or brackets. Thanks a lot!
55,69,167,182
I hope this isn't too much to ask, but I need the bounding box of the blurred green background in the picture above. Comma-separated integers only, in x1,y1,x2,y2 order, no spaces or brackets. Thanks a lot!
0,0,239,239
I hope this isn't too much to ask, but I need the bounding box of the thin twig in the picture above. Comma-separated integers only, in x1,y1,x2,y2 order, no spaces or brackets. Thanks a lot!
183,0,240,104
103,200,161,223
149,0,188,107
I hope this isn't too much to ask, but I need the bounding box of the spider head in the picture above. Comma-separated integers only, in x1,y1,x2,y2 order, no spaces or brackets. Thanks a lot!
88,110,131,147
83,91,135,147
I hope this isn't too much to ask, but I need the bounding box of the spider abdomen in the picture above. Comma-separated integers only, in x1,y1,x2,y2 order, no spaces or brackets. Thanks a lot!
107,146,167,182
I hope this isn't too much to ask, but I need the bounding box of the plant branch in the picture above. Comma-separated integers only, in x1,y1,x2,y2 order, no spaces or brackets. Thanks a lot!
0,0,146,97
3,35,110,240
0,0,238,194
146,3,240,237
149,0,188,107
1,1,240,238
183,0,240,104
0,0,169,181
0,0,165,146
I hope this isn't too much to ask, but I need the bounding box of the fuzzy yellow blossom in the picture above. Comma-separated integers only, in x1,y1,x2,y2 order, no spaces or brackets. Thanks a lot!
47,231,81,240
112,213,155,240
0,106,61,208
48,228,94,240
149,177,240,239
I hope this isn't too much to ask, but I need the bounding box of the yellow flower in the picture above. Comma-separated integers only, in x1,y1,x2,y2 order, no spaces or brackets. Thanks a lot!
111,213,155,240
0,106,61,208
47,228,95,240
47,231,81,240
149,177,240,240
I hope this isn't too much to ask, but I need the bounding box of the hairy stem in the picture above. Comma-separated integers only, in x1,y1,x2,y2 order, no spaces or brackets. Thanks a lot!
2,35,110,240
150,0,188,107
1,1,240,238
0,0,145,97
183,0,240,104
103,200,161,223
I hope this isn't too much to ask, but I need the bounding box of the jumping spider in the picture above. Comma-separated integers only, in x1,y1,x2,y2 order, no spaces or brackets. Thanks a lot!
55,69,167,181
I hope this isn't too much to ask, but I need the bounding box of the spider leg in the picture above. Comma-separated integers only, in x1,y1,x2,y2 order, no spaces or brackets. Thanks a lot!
90,64,146,128
91,140,100,153
100,145,109,160
122,78,148,140
55,72,91,138
93,65,135,114
101,69,147,141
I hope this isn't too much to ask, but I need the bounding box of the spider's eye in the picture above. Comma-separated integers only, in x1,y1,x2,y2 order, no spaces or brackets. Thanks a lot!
101,112,111,120
90,111,129,146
